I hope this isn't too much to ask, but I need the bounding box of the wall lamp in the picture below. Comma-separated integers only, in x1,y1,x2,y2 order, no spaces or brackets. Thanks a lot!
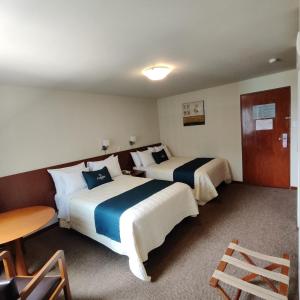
102,139,110,152
129,136,136,146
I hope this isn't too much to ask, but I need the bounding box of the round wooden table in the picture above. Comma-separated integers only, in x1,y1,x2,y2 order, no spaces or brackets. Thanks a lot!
0,206,55,275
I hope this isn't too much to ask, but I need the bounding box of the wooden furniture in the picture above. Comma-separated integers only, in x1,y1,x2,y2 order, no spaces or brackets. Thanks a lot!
0,206,55,276
241,87,290,188
0,250,71,300
0,143,161,213
210,240,290,300
131,169,146,178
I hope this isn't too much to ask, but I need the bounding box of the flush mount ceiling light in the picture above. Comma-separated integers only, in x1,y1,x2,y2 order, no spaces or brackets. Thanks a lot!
142,66,172,80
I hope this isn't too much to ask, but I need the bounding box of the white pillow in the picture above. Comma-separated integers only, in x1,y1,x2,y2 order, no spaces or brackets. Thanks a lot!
87,155,113,171
155,145,163,152
147,146,156,153
60,168,88,195
48,162,85,195
87,155,122,177
131,152,142,168
137,150,155,167
111,155,122,177
155,144,172,159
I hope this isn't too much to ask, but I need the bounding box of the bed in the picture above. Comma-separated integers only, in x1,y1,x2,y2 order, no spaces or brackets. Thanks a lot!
134,156,232,205
58,174,199,281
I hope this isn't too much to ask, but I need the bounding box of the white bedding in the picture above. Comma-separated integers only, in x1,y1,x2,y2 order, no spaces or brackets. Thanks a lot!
62,175,198,281
134,157,232,205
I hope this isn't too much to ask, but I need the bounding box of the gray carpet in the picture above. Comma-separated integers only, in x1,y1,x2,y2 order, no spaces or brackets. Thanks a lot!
24,183,298,299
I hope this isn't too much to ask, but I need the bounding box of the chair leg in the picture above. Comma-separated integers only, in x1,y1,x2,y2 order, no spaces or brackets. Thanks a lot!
234,289,241,300
216,284,231,300
279,254,289,296
58,257,72,300
63,284,72,300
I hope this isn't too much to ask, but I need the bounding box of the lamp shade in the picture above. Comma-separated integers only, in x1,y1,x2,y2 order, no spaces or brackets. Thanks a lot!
129,136,136,143
102,139,110,147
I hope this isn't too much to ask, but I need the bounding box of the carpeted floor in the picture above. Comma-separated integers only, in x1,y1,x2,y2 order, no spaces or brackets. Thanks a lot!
23,183,298,299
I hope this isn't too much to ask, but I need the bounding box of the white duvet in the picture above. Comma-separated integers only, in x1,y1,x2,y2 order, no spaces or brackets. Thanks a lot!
64,175,198,281
138,157,232,205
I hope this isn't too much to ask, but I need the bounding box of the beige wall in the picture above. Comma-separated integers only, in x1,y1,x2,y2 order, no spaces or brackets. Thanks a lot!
158,69,298,186
0,85,159,177
0,69,297,185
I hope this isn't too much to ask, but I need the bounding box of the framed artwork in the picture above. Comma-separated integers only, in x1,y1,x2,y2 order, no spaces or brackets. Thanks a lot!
182,100,205,126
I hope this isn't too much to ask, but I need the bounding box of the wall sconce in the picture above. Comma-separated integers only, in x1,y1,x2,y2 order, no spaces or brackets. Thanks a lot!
129,136,136,146
102,139,110,152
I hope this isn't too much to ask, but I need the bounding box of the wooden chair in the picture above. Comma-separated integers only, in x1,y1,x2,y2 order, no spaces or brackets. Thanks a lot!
210,240,290,300
0,250,72,300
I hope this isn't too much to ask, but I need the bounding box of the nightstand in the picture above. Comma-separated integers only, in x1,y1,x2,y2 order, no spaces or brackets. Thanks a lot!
131,170,146,178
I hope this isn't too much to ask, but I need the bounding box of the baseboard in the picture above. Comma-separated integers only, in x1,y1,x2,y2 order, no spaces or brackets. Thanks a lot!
232,181,297,190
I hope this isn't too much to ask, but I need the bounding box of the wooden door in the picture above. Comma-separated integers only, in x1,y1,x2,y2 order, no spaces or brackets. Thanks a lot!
240,87,290,188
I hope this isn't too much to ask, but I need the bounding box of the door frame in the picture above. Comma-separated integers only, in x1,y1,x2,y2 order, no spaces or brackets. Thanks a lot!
240,86,291,188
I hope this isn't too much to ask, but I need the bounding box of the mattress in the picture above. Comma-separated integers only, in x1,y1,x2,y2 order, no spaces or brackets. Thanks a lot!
135,157,232,205
63,175,198,281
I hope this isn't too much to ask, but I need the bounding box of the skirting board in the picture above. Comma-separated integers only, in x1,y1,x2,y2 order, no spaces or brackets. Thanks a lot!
233,180,297,190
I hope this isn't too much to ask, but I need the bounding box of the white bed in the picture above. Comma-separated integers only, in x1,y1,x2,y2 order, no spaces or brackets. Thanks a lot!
134,157,232,205
60,174,198,281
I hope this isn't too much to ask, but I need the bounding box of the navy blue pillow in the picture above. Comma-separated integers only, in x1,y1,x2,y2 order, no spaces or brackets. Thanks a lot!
82,167,113,190
152,149,169,164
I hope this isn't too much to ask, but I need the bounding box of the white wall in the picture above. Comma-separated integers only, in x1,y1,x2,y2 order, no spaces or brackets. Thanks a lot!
158,69,298,186
0,85,159,177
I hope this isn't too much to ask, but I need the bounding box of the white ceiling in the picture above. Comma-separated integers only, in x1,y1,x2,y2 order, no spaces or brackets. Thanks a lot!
0,0,298,98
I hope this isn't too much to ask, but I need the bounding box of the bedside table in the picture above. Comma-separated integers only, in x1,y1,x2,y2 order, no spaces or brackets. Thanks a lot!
131,170,146,178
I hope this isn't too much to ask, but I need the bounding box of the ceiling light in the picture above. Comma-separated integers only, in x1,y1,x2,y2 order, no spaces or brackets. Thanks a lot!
268,58,280,64
142,66,171,80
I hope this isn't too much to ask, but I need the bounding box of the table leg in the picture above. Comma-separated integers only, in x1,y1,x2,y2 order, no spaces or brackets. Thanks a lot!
15,238,28,276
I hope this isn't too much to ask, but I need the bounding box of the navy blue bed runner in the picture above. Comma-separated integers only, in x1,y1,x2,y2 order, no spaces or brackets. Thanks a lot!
173,158,213,188
94,179,174,242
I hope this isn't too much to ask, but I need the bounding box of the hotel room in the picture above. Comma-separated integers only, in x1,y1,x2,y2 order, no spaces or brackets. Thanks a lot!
0,1,299,299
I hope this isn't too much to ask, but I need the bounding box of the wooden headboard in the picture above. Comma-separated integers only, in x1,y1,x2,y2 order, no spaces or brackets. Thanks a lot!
0,143,160,212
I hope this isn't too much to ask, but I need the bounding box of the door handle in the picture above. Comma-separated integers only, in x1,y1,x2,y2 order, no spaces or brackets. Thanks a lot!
278,133,288,148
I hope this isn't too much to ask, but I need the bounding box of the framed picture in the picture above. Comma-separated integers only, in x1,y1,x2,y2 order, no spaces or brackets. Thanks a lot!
182,100,205,126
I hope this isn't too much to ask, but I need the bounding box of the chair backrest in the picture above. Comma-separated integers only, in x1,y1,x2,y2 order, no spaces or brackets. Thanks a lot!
0,278,19,300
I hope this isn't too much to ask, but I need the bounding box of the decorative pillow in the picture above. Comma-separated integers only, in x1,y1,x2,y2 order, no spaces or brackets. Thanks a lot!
137,149,155,167
155,144,172,159
152,149,169,164
60,167,89,195
130,152,142,167
87,155,121,177
47,162,86,195
82,167,113,190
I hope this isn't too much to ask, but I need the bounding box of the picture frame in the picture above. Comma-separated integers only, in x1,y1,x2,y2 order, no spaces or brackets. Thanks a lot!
182,100,205,126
